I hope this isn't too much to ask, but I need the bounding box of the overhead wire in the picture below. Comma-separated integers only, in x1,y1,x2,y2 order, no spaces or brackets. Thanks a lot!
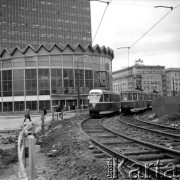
129,4,180,49
92,0,113,43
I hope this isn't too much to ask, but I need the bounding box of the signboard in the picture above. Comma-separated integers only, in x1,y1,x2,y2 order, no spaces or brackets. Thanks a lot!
56,87,90,95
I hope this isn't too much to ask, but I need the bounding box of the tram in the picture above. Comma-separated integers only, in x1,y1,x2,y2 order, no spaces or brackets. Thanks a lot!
88,89,121,117
120,90,148,113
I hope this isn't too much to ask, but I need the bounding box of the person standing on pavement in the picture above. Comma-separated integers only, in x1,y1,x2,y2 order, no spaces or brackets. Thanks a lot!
24,107,31,122
43,107,47,116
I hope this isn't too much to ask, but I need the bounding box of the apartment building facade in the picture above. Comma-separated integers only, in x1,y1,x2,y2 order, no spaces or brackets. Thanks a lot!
0,0,92,50
112,65,165,96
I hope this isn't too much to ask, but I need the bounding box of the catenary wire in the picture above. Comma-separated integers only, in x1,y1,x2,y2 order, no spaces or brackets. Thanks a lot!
92,0,113,43
129,5,179,48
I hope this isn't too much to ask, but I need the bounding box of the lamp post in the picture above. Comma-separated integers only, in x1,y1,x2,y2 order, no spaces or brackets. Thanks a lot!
76,55,87,109
117,47,130,67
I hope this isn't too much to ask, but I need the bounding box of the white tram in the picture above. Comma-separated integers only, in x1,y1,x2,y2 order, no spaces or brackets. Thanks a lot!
88,89,121,117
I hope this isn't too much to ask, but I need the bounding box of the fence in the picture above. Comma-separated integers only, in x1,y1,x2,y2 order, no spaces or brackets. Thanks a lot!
152,95,180,117
51,107,89,121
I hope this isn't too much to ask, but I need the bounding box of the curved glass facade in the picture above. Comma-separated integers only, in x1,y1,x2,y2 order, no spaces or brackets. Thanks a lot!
0,44,113,112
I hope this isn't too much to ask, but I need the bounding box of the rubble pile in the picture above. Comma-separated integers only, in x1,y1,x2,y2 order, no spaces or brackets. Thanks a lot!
0,131,19,170
35,113,108,180
0,135,18,145
135,111,180,128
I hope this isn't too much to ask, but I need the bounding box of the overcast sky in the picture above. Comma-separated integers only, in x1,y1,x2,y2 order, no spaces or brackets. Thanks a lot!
90,0,180,71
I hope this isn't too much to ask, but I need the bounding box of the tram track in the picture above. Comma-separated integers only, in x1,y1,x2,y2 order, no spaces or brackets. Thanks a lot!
105,115,180,151
120,115,180,138
81,116,180,180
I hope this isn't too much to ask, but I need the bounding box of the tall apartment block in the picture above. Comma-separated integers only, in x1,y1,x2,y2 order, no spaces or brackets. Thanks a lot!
112,65,165,96
0,0,92,50
165,68,180,96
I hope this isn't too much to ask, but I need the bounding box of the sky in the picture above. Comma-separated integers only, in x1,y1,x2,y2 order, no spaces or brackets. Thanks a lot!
90,0,180,71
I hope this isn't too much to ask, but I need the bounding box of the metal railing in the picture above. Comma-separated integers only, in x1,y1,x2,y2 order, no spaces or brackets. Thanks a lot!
18,122,36,180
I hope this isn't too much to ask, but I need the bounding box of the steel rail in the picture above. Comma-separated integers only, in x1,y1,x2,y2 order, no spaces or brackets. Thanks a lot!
81,117,180,180
119,116,180,139
134,115,180,130
101,117,180,159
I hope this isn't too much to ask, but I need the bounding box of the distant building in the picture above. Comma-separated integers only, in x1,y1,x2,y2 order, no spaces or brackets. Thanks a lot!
165,68,180,96
0,0,92,50
112,65,165,96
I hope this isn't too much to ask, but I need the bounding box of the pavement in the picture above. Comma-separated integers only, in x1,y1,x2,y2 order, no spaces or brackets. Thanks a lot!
0,112,77,131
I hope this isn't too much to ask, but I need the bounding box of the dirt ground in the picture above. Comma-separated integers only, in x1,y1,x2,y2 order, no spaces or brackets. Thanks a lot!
2,111,179,180
0,112,110,180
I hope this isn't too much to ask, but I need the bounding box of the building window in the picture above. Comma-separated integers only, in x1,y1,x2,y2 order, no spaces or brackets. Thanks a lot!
3,102,12,112
75,69,84,88
25,69,37,95
38,69,50,95
51,69,62,94
85,70,93,89
14,101,25,111
39,100,50,110
63,69,74,94
2,70,12,97
13,69,24,96
26,101,38,111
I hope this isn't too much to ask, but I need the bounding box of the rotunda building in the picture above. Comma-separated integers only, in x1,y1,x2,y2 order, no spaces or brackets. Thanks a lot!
0,44,114,112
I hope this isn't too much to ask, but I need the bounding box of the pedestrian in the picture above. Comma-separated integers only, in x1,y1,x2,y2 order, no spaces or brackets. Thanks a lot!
43,107,47,117
24,107,31,122
23,107,32,135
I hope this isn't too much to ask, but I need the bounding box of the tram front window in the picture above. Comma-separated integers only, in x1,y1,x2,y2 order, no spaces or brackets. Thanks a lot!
89,95,103,103
122,93,128,101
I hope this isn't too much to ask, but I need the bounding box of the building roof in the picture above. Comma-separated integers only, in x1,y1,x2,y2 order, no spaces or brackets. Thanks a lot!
165,68,180,72
0,43,114,59
112,64,165,74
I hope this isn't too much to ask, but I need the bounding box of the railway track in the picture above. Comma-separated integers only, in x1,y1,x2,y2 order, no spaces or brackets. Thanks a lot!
120,115,180,138
106,115,180,151
81,116,180,180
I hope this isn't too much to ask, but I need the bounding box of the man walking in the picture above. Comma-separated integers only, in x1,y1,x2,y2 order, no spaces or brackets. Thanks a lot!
24,107,31,122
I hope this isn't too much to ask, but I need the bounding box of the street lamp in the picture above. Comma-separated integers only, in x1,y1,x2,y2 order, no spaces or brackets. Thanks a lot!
76,55,87,109
117,47,130,67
